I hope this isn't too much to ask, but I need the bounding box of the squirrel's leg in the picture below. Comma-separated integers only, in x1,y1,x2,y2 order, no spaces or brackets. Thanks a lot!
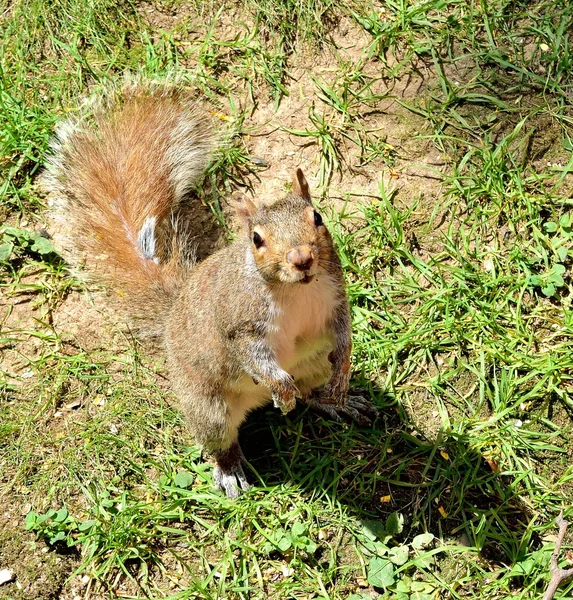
311,304,378,424
180,393,250,498
320,301,353,406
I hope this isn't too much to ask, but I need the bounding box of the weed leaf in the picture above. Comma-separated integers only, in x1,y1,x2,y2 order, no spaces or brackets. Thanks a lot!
411,533,434,550
367,556,395,588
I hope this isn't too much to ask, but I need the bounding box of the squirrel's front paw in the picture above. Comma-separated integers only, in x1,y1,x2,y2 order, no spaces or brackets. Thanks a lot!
272,378,300,415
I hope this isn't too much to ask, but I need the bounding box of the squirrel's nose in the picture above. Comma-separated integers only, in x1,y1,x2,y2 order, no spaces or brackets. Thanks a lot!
287,246,314,271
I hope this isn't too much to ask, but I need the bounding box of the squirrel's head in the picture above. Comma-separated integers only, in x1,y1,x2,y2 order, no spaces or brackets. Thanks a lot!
237,169,334,285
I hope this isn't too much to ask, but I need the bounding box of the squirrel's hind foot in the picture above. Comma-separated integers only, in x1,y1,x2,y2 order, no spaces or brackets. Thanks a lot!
213,465,250,498
304,392,378,427
213,442,251,498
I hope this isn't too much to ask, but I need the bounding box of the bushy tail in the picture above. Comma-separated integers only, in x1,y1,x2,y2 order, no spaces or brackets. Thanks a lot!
41,82,213,334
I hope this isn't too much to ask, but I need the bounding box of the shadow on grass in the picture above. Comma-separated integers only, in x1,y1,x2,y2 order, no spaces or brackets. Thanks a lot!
241,383,542,568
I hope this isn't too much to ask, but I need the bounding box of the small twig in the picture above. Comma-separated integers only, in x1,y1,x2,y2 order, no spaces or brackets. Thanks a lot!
543,510,573,600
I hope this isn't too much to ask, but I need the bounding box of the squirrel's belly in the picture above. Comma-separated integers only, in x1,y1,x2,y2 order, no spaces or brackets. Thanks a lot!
225,374,273,430
277,331,333,373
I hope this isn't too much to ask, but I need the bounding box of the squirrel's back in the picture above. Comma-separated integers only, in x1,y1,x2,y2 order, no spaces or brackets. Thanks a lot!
41,82,214,333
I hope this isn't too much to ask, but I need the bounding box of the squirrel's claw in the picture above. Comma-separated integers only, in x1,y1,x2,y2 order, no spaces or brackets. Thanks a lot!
213,464,251,499
341,394,378,426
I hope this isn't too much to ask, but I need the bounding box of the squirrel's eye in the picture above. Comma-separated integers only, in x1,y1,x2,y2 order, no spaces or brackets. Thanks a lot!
253,232,264,248
313,211,323,227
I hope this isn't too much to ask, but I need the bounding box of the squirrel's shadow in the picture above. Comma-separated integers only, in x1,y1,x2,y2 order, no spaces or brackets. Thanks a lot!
240,381,542,569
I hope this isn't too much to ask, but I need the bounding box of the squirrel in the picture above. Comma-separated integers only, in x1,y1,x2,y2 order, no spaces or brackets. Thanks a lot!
41,82,376,498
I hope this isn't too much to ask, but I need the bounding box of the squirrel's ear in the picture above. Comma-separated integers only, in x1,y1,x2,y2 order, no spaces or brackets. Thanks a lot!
292,168,311,202
233,196,257,224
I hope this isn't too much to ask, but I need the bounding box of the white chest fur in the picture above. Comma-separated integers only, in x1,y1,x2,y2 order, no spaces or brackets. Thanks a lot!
268,275,338,371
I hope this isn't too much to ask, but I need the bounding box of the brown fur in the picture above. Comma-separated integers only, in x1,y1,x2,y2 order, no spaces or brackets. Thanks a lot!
41,84,212,332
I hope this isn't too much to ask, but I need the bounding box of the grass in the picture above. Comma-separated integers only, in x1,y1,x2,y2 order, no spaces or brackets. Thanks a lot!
1,0,573,598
